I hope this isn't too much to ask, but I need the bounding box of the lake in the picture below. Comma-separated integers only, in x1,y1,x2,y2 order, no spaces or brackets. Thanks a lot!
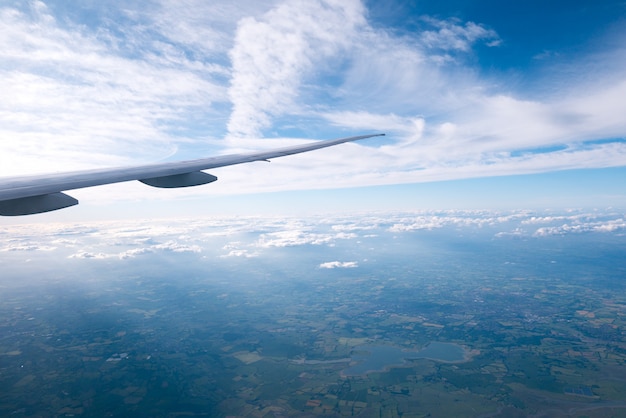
342,342,469,376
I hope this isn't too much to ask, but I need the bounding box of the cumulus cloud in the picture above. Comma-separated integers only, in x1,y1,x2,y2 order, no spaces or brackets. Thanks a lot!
389,216,447,232
66,241,201,259
494,228,526,238
220,249,259,258
387,211,508,232
220,242,259,258
153,241,202,253
256,229,356,248
68,251,113,259
0,244,56,252
118,248,154,259
533,218,626,237
319,261,358,269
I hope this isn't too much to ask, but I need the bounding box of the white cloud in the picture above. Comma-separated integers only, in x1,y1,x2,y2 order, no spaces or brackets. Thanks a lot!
118,248,154,259
68,251,113,259
220,249,259,258
0,1,227,175
322,111,425,142
319,260,358,269
256,229,356,248
66,240,201,259
0,243,56,252
147,0,268,57
533,217,626,237
220,242,259,258
494,228,526,238
153,240,202,253
387,211,514,232
419,17,501,53
226,0,365,138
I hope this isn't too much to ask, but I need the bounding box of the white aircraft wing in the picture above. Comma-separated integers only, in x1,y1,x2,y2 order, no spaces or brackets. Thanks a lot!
0,133,384,216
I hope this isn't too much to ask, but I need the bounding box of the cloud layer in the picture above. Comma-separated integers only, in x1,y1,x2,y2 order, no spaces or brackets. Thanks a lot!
2,209,623,262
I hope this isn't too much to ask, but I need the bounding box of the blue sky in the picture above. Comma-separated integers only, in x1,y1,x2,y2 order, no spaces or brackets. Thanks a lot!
1,0,625,220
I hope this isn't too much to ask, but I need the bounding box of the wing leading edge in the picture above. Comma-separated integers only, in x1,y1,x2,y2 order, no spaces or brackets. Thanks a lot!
0,133,384,216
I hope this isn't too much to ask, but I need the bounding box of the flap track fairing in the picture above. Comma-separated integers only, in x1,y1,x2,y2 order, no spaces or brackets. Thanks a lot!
139,171,218,188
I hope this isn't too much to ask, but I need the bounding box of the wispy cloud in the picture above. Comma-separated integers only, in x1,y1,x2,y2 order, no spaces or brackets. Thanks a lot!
419,17,501,53
0,1,227,174
226,0,366,138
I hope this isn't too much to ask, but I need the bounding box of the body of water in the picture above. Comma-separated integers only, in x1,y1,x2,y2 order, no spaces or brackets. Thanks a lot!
342,342,468,376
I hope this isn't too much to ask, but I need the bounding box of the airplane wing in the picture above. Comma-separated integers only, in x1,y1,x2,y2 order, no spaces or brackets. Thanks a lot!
0,133,384,216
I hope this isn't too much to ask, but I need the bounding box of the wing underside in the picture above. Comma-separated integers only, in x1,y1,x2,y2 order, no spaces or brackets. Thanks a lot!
0,134,383,216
